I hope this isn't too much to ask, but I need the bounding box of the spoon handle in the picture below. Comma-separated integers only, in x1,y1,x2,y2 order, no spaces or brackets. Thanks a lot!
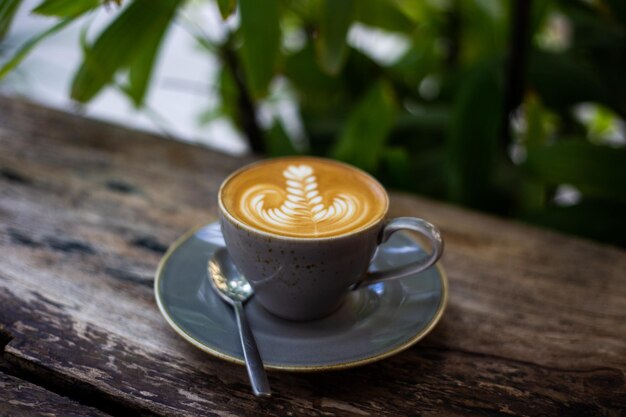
233,301,271,397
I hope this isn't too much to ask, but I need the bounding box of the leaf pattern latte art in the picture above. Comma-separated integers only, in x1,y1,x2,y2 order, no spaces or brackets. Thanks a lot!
239,164,368,235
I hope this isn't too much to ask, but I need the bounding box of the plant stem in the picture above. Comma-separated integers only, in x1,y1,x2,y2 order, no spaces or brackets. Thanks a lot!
445,0,460,69
221,45,265,154
502,0,532,150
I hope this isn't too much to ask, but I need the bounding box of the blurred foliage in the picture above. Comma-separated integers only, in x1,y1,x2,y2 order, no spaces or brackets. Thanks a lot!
1,0,626,246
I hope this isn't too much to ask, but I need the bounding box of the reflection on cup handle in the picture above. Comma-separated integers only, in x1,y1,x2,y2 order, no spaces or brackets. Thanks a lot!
354,217,444,290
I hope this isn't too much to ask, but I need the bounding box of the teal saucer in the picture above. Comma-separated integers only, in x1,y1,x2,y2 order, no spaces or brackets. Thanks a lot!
155,222,448,372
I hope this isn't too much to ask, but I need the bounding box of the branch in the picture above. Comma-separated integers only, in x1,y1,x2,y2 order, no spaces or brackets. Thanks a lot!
502,0,533,150
220,45,265,154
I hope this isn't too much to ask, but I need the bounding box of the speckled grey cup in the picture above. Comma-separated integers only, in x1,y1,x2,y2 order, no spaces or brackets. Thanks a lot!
218,165,444,321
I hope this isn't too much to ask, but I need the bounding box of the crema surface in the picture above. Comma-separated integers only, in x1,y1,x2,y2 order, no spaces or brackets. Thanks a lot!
221,157,388,238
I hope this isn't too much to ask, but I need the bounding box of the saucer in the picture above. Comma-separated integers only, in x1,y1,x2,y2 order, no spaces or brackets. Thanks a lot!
155,222,448,372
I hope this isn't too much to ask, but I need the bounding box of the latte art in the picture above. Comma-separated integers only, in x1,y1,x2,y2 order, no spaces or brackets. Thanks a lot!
240,165,367,235
220,157,388,238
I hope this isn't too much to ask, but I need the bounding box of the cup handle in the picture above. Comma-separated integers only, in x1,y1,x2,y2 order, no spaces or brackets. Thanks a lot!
354,217,444,289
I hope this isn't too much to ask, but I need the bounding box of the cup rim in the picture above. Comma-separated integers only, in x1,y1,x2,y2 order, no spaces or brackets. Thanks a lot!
218,156,390,241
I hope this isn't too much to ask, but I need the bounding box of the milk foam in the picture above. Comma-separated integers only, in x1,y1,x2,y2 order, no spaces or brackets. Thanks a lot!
221,158,387,238
239,164,368,236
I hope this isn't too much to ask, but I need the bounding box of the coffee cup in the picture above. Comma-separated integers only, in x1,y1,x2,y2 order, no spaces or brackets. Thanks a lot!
218,156,443,320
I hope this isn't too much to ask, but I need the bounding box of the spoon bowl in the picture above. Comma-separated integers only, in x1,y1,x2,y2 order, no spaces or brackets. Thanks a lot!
208,248,253,304
208,248,271,397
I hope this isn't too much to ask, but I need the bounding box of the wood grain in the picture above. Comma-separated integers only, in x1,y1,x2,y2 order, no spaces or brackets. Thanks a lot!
0,96,625,416
0,371,109,417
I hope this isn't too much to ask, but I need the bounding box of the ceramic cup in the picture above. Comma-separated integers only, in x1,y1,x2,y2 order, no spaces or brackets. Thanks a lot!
218,161,444,321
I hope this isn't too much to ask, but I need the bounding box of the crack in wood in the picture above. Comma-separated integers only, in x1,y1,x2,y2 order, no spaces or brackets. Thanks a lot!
0,371,112,417
104,267,153,287
427,344,626,377
0,326,14,352
6,228,97,255
1,326,114,415
0,301,157,417
7,228,43,248
44,237,97,255
0,355,155,417
105,180,139,194
130,236,168,254
0,167,31,185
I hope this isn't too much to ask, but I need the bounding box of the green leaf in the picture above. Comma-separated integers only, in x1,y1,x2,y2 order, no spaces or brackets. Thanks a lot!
126,14,173,107
519,179,545,213
561,6,626,117
522,141,626,204
125,39,159,106
521,199,626,247
217,66,239,124
266,120,298,156
527,50,607,112
391,0,441,24
380,146,410,188
315,0,354,75
0,17,73,79
355,0,414,32
0,0,22,40
522,93,554,149
457,0,509,62
394,105,450,131
603,0,626,28
197,107,222,125
238,0,280,98
529,0,551,35
339,48,385,99
71,0,181,104
518,94,551,213
389,29,439,88
445,62,503,208
331,80,395,171
216,0,236,19
284,43,343,100
33,0,99,17
193,33,217,53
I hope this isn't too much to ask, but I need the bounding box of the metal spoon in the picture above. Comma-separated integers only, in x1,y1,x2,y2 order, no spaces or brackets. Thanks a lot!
207,248,271,397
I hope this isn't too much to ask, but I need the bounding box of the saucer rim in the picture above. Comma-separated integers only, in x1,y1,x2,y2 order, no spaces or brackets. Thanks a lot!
154,222,449,373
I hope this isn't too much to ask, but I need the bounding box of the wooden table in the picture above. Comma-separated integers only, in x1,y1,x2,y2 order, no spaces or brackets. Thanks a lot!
1,96,625,416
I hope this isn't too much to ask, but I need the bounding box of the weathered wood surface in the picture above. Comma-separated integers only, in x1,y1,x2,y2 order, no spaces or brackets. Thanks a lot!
0,96,625,416
0,371,109,417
